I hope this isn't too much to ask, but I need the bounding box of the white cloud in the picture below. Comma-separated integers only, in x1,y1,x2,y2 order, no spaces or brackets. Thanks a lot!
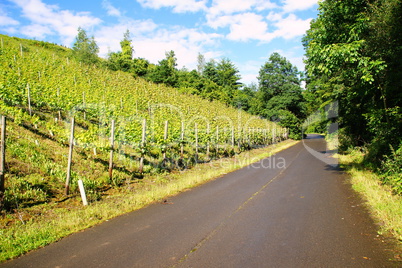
208,0,254,16
95,19,158,56
266,11,282,22
136,0,207,13
96,20,222,71
207,11,311,43
208,0,277,16
133,27,222,69
0,9,19,26
282,0,318,13
205,0,278,31
271,14,312,40
9,0,101,45
238,60,261,85
20,24,52,38
270,48,305,72
254,0,278,11
226,13,268,42
102,0,122,17
0,27,18,34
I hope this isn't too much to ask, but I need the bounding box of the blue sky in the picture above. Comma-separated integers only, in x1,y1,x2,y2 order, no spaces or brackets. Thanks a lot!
0,0,319,85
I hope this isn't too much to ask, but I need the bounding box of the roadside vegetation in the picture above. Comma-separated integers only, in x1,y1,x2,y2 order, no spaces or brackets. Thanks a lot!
303,0,402,186
338,150,402,241
303,0,401,245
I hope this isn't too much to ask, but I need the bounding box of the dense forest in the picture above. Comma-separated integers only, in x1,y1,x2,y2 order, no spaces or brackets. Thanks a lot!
303,0,402,193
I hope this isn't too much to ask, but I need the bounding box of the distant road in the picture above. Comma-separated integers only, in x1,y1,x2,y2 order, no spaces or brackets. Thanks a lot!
2,135,397,267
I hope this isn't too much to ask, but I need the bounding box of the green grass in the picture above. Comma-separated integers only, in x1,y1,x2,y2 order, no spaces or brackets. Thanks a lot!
338,150,402,241
0,139,299,262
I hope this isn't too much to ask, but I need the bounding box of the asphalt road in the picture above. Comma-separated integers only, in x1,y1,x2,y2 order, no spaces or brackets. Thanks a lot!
2,135,398,267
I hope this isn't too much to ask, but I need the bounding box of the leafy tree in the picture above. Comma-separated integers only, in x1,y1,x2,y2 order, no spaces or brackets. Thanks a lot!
203,59,218,84
177,69,204,95
216,58,241,88
216,58,242,105
303,0,377,147
107,30,135,72
234,83,257,111
120,30,134,60
197,53,206,75
201,58,242,105
365,0,402,161
72,27,99,65
148,50,178,87
303,0,402,162
132,58,150,77
256,52,305,139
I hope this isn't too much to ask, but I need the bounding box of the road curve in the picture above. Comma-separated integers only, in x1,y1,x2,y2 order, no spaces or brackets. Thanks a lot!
2,135,398,267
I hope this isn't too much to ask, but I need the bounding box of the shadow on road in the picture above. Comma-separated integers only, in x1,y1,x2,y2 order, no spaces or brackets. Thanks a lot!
304,134,325,139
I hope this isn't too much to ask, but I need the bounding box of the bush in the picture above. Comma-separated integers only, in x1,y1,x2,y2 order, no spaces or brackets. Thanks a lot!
381,143,402,195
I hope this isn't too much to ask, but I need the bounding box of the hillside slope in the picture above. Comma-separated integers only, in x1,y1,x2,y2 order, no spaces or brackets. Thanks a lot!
0,34,286,211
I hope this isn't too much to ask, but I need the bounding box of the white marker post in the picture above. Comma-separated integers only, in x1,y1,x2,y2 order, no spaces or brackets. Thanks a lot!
78,179,88,206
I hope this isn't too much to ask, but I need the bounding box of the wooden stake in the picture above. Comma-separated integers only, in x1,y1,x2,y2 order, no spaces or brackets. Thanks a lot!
27,84,32,116
180,121,184,158
195,123,198,162
216,126,219,157
231,127,235,149
108,120,115,180
206,123,210,159
163,120,168,160
0,116,6,195
83,92,86,120
139,119,146,174
216,125,219,143
65,118,75,196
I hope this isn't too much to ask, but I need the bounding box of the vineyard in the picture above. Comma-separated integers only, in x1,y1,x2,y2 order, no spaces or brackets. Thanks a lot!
0,34,287,211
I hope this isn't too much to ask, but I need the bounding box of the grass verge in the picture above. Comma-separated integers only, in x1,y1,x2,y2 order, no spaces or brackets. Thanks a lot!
337,150,402,242
0,139,299,262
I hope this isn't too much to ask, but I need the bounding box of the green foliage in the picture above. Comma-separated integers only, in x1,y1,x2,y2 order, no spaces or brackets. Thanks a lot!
72,27,99,65
381,143,402,195
4,174,48,210
0,33,286,212
197,53,206,75
120,30,134,60
132,58,149,77
104,33,245,111
276,110,302,140
303,0,402,165
254,52,306,139
148,50,178,87
364,107,402,163
106,31,148,75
